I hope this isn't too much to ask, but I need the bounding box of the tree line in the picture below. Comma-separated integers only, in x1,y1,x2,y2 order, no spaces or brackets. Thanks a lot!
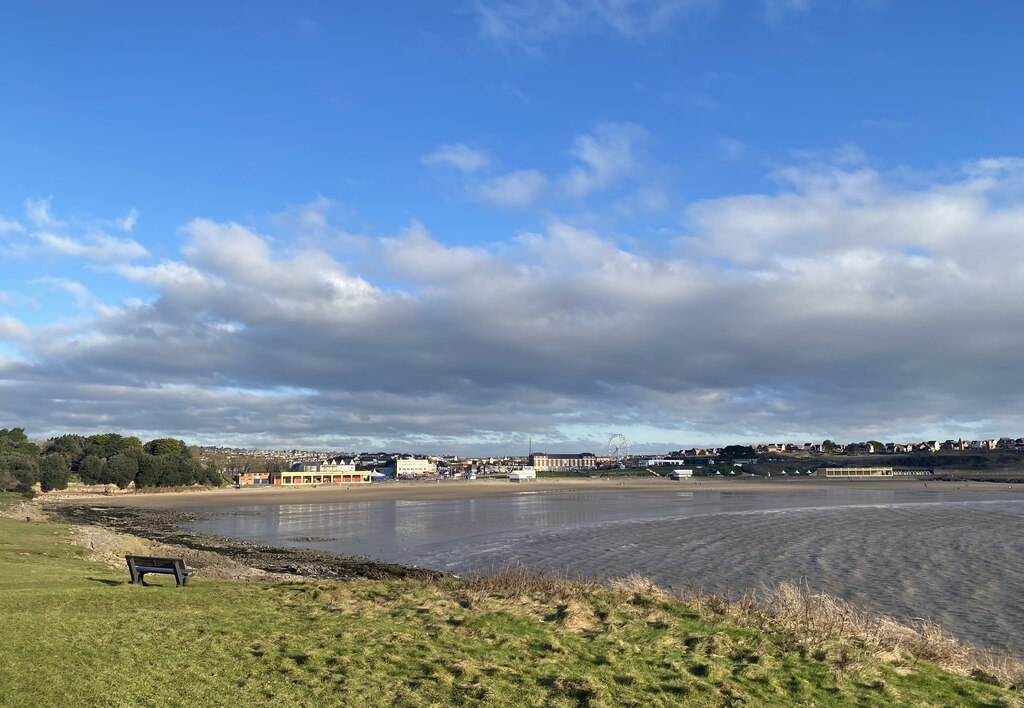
0,428,223,496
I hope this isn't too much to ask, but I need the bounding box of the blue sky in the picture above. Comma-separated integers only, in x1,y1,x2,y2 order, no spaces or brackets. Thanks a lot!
2,1,1024,453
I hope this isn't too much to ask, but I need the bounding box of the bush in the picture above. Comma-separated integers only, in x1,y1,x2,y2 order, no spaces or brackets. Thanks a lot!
15,482,36,499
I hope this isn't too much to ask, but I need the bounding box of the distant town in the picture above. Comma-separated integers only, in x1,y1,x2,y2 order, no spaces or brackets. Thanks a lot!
6,425,1022,495
201,435,1024,485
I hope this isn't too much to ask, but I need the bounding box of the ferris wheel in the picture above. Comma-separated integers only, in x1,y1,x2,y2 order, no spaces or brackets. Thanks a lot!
607,433,630,460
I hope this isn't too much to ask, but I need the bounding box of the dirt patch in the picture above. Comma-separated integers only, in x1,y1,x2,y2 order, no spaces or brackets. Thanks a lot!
0,499,44,522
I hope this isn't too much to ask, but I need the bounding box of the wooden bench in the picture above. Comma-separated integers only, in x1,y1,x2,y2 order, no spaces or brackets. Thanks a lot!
125,555,196,587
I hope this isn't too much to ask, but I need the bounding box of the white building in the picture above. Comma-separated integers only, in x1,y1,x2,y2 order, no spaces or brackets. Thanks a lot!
528,453,598,471
668,469,693,480
508,467,536,482
638,458,690,467
388,458,437,478
322,455,356,473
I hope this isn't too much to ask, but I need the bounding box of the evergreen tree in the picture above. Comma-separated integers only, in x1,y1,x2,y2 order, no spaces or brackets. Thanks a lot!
39,454,71,492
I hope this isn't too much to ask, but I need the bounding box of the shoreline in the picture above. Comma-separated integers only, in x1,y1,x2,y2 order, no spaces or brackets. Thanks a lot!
48,503,446,582
42,475,1018,511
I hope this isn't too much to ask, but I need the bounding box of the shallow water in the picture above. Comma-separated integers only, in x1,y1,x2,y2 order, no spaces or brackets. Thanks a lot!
187,488,1024,656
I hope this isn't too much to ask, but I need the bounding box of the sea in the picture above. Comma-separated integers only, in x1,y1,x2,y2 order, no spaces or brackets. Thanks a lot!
186,486,1024,656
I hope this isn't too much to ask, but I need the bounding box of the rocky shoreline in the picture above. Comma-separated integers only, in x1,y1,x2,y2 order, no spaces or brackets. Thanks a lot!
48,502,447,582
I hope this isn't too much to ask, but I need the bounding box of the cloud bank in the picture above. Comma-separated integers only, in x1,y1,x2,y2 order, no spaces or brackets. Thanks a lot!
3,154,1024,452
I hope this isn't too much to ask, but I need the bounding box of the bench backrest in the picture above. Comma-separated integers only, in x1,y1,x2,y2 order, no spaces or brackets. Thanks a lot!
127,556,184,569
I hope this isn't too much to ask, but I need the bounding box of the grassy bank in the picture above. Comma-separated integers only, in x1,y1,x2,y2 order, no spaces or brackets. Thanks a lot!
0,500,1020,706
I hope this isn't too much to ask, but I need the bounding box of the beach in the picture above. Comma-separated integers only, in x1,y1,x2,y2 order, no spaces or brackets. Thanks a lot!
46,475,1015,510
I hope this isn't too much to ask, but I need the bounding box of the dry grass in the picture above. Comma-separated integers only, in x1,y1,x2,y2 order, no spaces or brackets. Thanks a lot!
456,564,601,599
706,579,1024,690
466,568,1024,690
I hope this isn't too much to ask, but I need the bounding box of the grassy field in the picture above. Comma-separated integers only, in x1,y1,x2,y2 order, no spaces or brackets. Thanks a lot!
0,496,1020,706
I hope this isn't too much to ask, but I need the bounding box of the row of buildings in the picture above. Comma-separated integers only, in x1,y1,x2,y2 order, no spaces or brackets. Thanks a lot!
755,438,1024,455
232,455,438,486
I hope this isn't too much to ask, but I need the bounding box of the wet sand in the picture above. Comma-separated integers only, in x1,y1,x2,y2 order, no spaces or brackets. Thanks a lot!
48,476,1014,510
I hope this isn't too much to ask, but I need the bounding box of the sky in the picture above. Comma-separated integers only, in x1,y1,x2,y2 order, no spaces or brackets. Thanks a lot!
2,1,1024,454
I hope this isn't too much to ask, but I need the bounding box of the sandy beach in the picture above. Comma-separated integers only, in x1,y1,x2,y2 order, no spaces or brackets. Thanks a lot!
48,475,1019,510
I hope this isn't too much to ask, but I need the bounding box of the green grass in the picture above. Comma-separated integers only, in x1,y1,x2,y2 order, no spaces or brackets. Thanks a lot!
0,515,1020,707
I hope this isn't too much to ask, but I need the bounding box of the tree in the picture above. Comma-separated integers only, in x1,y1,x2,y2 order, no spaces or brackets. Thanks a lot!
136,455,178,488
46,434,88,467
39,454,71,492
821,440,836,454
0,452,40,487
202,461,225,487
106,450,140,489
144,438,188,457
719,445,757,460
0,428,40,457
78,455,105,484
0,466,17,493
86,433,142,460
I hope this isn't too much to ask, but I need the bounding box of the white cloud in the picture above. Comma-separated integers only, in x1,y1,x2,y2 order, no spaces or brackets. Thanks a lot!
113,208,139,232
561,122,647,197
422,143,492,173
0,216,25,235
113,261,212,290
0,315,29,341
473,169,548,208
25,197,64,229
35,230,150,262
429,122,660,211
36,277,95,309
6,155,1024,450
561,122,648,198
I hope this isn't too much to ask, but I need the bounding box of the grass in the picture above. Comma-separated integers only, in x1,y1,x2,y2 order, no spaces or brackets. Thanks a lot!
0,509,1021,706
